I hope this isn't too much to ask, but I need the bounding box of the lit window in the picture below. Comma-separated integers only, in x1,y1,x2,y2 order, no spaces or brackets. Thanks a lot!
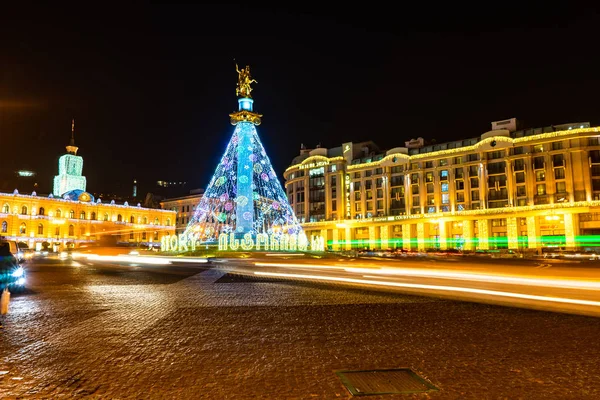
536,184,546,195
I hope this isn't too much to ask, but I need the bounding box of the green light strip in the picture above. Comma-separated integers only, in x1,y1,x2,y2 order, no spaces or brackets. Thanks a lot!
327,234,600,248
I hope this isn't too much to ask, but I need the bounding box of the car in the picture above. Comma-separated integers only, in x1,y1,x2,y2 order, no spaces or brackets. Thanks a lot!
17,243,35,262
0,241,27,291
493,249,522,259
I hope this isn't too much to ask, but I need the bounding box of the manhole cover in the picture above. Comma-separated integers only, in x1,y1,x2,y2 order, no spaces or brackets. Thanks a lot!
335,368,438,396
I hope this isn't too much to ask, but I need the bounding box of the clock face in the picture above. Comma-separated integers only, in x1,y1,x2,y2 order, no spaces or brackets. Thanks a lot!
79,193,90,202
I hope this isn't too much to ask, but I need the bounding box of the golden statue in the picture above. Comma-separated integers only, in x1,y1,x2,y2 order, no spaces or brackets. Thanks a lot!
235,63,257,98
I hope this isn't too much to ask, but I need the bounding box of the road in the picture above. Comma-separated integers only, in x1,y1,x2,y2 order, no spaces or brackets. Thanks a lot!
1,251,600,399
216,253,600,317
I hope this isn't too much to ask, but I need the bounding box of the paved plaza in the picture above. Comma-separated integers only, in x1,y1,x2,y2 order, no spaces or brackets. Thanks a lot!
1,259,600,399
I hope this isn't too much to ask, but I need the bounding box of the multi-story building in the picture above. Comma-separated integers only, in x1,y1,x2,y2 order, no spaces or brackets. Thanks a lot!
0,121,176,250
0,191,176,250
283,118,600,253
160,189,204,235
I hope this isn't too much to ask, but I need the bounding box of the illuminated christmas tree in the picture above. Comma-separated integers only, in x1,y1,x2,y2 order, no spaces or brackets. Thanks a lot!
182,64,315,251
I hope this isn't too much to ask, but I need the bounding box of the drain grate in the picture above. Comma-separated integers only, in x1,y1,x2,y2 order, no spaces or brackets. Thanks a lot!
335,368,438,396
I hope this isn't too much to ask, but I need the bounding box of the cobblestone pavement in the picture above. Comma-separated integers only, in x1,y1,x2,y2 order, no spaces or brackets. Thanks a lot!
2,259,600,399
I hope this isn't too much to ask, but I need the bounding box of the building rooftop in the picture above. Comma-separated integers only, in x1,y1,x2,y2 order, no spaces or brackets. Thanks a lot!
288,119,592,167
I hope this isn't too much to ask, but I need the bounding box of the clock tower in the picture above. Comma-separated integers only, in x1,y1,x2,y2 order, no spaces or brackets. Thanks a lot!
53,119,87,197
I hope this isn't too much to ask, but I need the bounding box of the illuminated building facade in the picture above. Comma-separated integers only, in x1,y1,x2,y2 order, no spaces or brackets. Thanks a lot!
284,118,600,252
0,191,175,250
1,120,176,250
161,189,204,235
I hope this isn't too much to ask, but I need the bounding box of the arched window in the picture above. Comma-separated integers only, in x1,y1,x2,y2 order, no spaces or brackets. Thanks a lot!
68,225,74,236
38,224,44,235
142,232,147,240
117,214,122,222
2,204,9,214
143,217,148,224
129,231,134,239
56,209,62,217
103,213,109,221
80,211,86,219
166,218,171,226
154,217,159,225
39,207,45,216
19,223,26,235
1,221,7,233
91,212,96,220
55,227,60,237
130,215,135,223
154,231,158,240
80,227,86,237
69,210,75,219
21,206,28,215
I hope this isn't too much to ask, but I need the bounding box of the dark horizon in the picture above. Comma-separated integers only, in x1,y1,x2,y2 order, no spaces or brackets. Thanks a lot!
2,3,600,197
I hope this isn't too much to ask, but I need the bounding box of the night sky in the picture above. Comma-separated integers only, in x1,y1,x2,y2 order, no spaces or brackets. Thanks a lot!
2,3,600,197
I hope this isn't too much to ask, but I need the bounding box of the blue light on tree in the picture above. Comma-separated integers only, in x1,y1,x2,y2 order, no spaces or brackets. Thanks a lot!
183,120,303,244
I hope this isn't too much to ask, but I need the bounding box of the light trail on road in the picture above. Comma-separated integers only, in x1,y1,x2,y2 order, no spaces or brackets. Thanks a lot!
73,253,208,265
79,254,172,265
344,267,600,289
255,262,347,270
247,258,600,316
254,271,600,308
255,261,600,289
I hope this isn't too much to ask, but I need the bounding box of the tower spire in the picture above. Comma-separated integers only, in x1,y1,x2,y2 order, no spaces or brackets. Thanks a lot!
70,118,75,146
66,118,79,155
